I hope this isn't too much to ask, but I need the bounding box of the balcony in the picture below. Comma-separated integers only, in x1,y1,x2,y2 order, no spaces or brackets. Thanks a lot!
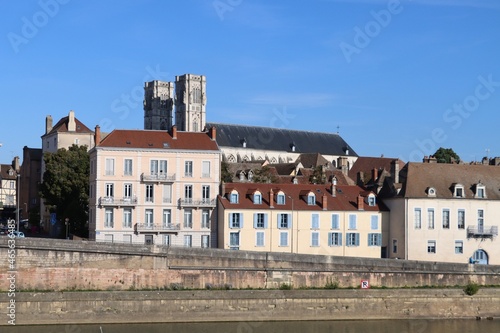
467,226,498,239
99,196,138,207
179,198,216,208
135,223,180,233
141,172,176,183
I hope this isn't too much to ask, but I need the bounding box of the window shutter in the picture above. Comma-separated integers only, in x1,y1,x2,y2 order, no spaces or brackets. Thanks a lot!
339,233,342,246
377,233,382,246
240,213,244,229
371,215,379,230
288,214,292,228
264,214,268,229
277,214,281,229
253,214,258,228
228,213,232,229
328,233,333,246
355,233,360,246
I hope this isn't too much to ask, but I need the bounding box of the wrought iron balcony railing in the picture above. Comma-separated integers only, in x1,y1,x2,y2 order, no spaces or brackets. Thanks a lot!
99,197,138,206
179,198,216,207
141,172,176,182
135,223,180,232
467,225,498,238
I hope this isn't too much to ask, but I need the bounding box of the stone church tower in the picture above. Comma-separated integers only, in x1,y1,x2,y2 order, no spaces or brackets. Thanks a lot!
175,74,207,132
143,80,174,130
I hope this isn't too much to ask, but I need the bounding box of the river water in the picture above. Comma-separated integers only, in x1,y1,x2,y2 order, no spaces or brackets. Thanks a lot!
3,319,499,333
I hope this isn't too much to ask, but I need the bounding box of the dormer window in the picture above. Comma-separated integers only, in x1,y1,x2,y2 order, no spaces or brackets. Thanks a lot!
248,171,254,181
367,194,376,206
453,184,465,198
229,192,239,204
239,172,245,182
427,187,436,197
475,183,486,198
241,138,247,148
276,193,285,205
253,192,262,204
290,142,296,152
307,193,316,205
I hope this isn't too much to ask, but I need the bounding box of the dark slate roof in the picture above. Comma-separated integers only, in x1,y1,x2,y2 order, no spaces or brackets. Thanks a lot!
206,123,357,157
400,162,500,200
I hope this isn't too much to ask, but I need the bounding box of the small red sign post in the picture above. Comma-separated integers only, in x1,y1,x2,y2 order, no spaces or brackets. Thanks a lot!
361,280,370,289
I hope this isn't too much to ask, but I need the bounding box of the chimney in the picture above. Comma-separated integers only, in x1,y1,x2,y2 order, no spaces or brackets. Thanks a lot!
331,179,337,197
171,125,177,139
371,168,378,182
357,195,364,211
322,194,328,210
391,160,400,183
209,126,216,141
269,189,274,209
94,125,101,146
45,115,53,134
13,156,20,173
68,110,76,132
357,171,364,186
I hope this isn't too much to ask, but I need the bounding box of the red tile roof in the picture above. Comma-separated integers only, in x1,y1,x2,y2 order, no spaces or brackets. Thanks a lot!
46,116,93,135
219,183,386,212
97,129,219,151
348,156,405,181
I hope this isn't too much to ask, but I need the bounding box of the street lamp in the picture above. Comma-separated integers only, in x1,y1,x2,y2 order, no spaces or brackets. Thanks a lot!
65,218,70,239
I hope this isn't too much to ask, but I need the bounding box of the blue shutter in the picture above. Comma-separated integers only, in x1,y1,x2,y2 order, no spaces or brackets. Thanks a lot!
339,233,342,246
253,214,258,228
355,233,360,246
312,214,319,229
371,215,379,230
228,213,232,229
331,214,339,229
377,233,382,246
277,214,281,229
328,233,333,246
240,213,244,229
264,214,268,229
288,214,292,228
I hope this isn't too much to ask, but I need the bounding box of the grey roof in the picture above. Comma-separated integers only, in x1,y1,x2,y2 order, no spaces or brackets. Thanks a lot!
206,123,357,157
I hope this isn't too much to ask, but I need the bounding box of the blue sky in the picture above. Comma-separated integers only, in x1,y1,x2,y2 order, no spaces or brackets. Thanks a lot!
1,0,499,164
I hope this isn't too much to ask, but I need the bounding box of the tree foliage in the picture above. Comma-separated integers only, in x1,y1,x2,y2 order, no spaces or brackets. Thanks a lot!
253,166,278,183
39,145,90,238
433,147,460,164
220,161,233,183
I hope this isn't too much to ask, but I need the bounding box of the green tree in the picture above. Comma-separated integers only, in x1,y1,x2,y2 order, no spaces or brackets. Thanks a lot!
433,147,460,164
39,145,90,238
253,166,278,183
220,161,233,183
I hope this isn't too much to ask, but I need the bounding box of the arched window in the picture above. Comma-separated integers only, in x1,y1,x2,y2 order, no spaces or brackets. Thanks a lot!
472,249,488,265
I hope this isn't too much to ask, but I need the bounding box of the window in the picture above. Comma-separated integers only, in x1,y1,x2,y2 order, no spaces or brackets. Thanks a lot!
229,232,240,249
163,184,172,203
256,231,265,247
371,215,379,230
146,184,154,202
442,209,450,229
184,235,192,248
348,214,357,230
328,232,342,246
105,183,114,198
230,192,239,204
123,208,132,228
124,159,133,176
278,213,291,229
476,186,486,198
164,235,171,246
201,210,210,229
454,185,464,198
202,185,210,203
367,195,376,206
159,160,167,175
150,160,158,175
368,233,382,246
253,193,262,204
427,240,436,253
10,181,15,189
458,210,465,229
124,183,132,198
253,213,267,228
184,161,193,177
392,239,398,254
163,209,171,227
145,209,154,227
311,214,320,229
276,193,285,205
229,213,242,228
104,208,114,228
279,232,288,247
478,209,484,230
105,158,115,176
311,232,319,247
184,209,193,228
201,235,210,248
202,161,210,178
414,208,422,229
346,233,360,246
307,194,316,205
331,214,340,229
123,234,132,244
427,208,434,229
184,185,193,203
455,240,463,254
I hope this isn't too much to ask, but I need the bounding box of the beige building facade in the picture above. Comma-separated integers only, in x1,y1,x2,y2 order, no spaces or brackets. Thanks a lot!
88,126,220,247
218,183,388,258
384,162,500,265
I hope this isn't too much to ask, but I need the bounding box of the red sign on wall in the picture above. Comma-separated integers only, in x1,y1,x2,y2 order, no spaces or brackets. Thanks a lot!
361,280,370,289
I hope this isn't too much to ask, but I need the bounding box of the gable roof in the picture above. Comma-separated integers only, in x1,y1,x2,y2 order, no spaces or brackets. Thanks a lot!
206,122,357,157
295,153,331,169
400,162,500,199
45,115,93,135
348,156,405,181
219,183,386,212
96,129,219,151
0,164,17,180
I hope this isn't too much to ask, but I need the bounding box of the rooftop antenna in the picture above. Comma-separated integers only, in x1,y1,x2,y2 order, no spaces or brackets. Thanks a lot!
336,125,340,134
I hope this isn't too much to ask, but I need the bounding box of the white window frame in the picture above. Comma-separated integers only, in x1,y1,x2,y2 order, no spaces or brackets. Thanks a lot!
123,208,132,228
427,240,436,253
124,159,133,176
184,161,193,177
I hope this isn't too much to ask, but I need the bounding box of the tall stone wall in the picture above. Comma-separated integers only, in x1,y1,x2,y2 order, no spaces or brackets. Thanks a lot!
1,238,499,292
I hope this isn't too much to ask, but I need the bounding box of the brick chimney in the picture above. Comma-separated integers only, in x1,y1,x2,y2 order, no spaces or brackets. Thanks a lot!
331,180,336,197
269,189,274,209
45,115,53,134
171,125,177,139
94,125,101,146
391,160,399,183
357,195,364,211
371,168,378,182
357,171,364,186
209,126,216,141
68,110,76,132
322,194,328,210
